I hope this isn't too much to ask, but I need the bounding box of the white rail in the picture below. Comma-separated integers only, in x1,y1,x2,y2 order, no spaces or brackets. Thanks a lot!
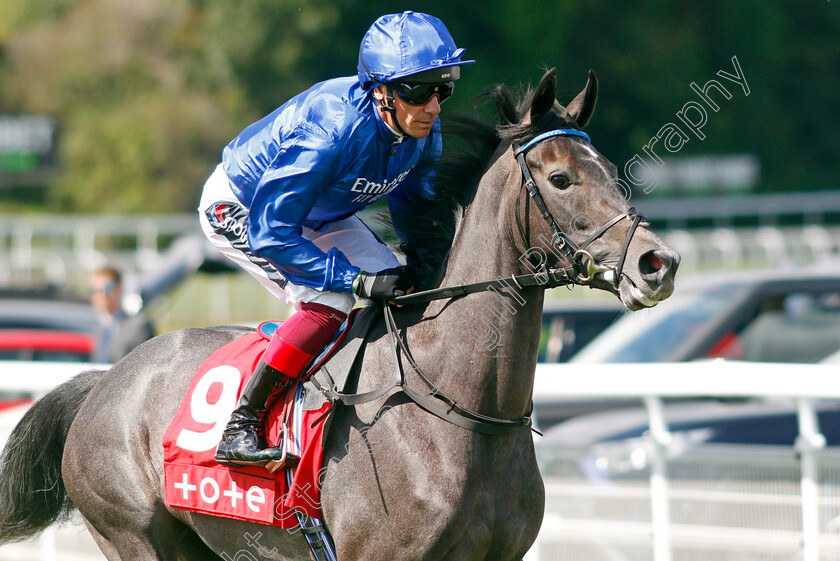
530,360,840,561
0,361,111,396
533,360,840,400
1,360,838,560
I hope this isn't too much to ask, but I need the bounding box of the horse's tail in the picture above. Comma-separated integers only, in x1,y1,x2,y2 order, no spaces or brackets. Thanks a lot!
0,369,105,543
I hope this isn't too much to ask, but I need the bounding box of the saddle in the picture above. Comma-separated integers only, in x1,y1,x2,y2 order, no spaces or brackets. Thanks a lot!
162,305,381,529
256,305,382,470
165,299,529,528
301,305,383,411
262,304,381,413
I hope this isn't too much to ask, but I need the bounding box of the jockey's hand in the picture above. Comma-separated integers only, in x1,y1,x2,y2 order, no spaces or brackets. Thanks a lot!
352,267,410,301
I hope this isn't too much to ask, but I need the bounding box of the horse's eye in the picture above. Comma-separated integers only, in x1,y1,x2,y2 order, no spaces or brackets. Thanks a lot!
550,174,571,189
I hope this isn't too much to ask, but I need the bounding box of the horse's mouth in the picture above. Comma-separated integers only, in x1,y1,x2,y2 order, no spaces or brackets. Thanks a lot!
586,272,660,311
617,275,660,311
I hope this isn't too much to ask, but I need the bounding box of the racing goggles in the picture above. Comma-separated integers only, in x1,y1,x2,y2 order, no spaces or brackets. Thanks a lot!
392,81,455,106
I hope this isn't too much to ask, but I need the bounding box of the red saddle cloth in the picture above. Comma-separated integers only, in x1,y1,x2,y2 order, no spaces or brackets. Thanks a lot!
162,327,333,528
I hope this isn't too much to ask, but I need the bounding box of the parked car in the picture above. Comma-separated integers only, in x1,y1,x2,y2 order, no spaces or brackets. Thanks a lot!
530,266,840,429
571,267,840,364
538,398,840,478
0,235,237,362
0,290,99,362
0,291,98,405
539,298,624,363
0,329,94,362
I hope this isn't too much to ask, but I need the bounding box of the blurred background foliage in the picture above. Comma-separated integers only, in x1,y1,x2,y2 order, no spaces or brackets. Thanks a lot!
0,0,837,213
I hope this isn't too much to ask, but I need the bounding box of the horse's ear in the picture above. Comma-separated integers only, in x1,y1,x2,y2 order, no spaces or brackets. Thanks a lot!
490,84,519,125
529,67,557,122
566,69,598,128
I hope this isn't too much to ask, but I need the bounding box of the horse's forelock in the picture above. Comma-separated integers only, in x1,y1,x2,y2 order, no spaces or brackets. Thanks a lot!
497,86,576,147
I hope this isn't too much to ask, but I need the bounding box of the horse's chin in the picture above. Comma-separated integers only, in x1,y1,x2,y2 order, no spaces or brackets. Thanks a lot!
583,274,658,311
617,275,661,311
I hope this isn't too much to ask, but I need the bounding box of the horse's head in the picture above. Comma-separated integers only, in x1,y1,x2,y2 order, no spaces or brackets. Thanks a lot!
501,68,679,310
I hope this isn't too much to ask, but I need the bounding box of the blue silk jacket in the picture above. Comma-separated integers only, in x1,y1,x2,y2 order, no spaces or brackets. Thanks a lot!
222,76,441,293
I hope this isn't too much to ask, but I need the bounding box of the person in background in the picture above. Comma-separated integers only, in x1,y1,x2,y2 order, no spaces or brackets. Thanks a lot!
89,266,155,363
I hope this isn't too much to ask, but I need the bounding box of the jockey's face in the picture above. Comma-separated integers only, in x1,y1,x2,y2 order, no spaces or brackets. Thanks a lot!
373,85,441,139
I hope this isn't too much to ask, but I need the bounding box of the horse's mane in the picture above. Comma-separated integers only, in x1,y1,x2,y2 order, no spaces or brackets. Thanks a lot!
395,83,570,290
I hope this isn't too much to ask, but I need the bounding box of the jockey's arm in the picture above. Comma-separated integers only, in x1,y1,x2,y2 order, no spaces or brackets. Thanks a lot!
248,129,360,293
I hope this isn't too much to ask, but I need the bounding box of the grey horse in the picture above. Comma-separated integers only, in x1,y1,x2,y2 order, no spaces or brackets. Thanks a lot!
0,69,678,561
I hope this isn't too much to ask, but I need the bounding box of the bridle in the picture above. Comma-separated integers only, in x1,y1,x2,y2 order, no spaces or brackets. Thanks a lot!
317,129,650,437
391,128,647,307
514,129,645,289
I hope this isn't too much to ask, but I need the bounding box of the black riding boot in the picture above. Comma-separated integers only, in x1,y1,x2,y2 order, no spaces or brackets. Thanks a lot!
215,361,291,467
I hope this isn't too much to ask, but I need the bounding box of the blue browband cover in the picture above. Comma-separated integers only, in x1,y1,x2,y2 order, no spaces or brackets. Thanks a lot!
516,129,591,155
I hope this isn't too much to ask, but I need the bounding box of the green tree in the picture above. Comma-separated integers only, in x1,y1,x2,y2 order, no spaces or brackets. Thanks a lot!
0,0,838,211
0,0,341,212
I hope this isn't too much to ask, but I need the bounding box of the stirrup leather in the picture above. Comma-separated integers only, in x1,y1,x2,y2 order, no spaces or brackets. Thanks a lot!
265,422,300,474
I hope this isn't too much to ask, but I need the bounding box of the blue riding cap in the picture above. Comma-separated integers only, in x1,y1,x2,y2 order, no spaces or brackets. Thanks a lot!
358,11,475,88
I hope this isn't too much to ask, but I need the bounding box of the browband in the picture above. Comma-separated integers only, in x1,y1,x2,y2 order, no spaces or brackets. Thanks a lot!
515,129,591,155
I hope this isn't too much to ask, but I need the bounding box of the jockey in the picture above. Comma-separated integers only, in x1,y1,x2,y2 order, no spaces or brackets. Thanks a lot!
198,11,474,467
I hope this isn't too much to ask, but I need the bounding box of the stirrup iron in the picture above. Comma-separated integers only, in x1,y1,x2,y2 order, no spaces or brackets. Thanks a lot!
265,422,300,474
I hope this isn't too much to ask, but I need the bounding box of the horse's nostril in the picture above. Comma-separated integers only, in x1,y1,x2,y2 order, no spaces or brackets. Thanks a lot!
640,251,665,276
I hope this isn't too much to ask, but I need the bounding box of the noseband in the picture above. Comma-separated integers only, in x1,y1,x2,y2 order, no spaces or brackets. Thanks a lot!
514,129,644,288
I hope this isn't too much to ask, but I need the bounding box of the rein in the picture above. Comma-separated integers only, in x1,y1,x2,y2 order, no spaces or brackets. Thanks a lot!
323,129,646,436
390,266,576,306
382,306,533,435
316,305,534,436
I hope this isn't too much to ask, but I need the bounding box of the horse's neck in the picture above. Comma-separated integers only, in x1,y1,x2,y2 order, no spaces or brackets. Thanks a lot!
415,163,544,419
